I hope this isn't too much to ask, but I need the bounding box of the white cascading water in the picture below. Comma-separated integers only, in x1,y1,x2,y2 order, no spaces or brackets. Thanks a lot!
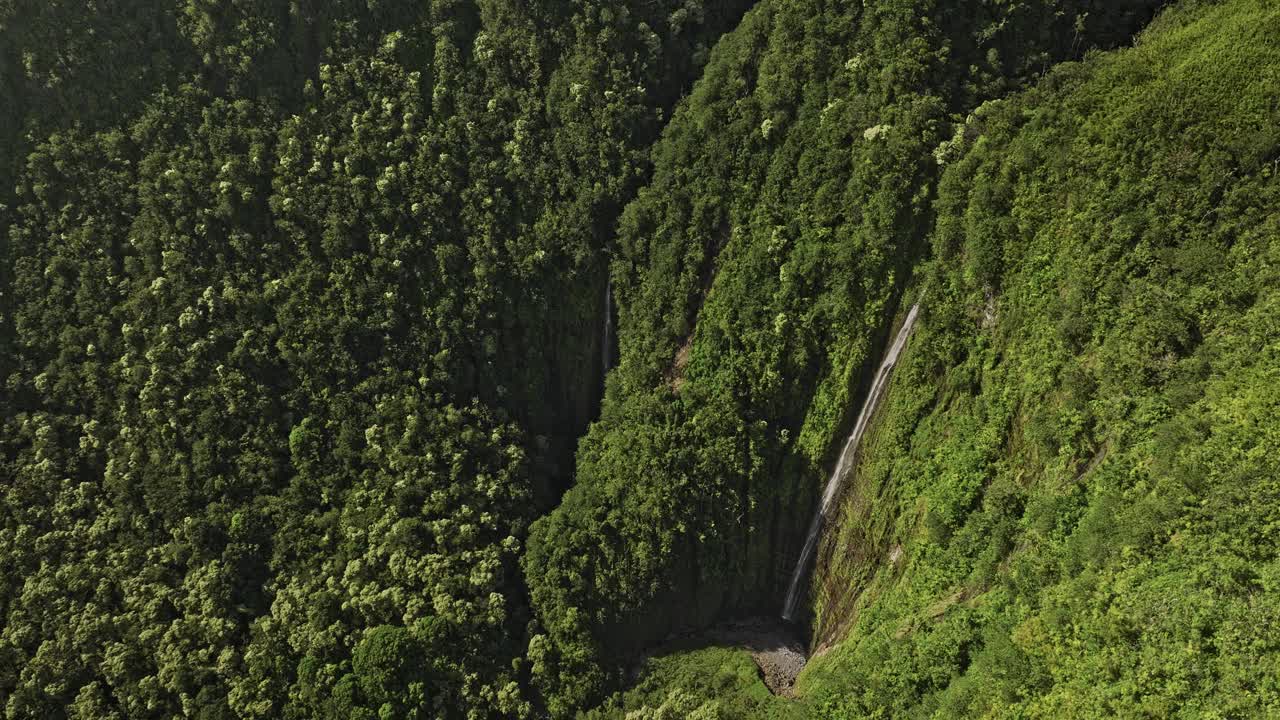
602,276,613,384
782,302,921,621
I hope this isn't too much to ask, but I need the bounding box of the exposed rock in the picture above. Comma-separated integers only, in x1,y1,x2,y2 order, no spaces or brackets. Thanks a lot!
705,618,807,696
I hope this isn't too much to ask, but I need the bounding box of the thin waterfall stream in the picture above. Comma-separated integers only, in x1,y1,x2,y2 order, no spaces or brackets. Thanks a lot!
782,302,921,621
602,275,613,387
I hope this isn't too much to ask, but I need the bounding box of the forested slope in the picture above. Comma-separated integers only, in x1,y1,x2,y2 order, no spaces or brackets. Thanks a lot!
588,0,1280,716
523,0,1161,713
803,1,1280,714
5,0,1278,717
0,1,753,717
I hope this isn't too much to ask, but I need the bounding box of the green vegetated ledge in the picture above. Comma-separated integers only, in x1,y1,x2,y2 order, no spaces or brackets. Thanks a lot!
590,0,1280,717
523,0,1163,715
804,1,1280,715
0,1,757,718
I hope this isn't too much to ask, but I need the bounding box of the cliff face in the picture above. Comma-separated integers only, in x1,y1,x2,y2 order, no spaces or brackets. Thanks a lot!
803,1,1280,715
581,0,1280,717
524,0,1166,713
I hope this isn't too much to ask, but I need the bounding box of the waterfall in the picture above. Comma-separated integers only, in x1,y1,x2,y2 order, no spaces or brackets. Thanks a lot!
602,275,613,386
782,302,921,622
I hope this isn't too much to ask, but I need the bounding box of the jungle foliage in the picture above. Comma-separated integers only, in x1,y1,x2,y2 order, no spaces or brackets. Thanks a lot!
801,2,1280,716
6,0,1279,717
592,0,1280,716
523,0,1161,713
0,0,752,717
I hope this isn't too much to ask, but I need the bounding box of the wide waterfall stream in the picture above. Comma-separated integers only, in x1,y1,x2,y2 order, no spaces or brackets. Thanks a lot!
782,302,921,621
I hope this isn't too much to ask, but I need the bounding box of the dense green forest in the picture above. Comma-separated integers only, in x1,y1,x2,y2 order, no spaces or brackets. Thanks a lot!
3,0,1278,718
1,0,753,716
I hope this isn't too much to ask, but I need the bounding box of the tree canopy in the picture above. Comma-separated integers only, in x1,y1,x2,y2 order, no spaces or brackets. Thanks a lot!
7,0,1280,717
